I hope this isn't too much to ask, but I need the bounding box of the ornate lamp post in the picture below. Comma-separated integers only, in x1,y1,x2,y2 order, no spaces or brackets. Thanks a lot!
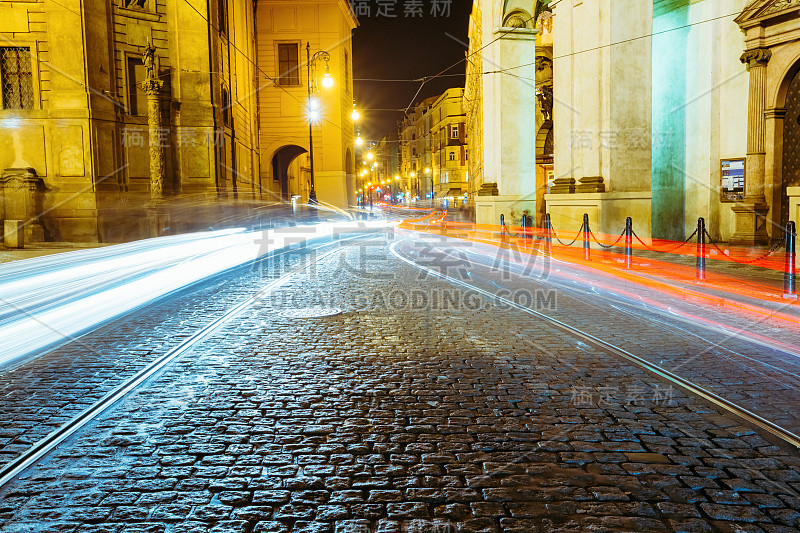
306,43,333,205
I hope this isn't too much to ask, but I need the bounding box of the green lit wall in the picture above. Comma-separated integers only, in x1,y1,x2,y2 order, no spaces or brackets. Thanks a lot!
651,3,689,240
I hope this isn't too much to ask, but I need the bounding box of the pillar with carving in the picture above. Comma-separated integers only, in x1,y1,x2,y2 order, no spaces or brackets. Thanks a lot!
731,48,771,245
142,78,165,200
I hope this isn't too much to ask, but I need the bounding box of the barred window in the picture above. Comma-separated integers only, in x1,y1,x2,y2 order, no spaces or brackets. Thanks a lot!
1,47,34,110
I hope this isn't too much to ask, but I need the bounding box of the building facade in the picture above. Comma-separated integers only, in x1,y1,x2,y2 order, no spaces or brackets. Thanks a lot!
0,0,262,242
0,0,358,244
398,95,436,202
256,0,358,210
466,0,543,225
548,0,800,243
430,88,468,207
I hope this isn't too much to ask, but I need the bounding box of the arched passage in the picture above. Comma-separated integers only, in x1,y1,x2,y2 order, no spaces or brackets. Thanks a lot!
271,145,307,202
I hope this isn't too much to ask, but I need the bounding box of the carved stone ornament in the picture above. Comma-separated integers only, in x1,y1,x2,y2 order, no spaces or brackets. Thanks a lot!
740,48,772,69
504,13,529,29
762,0,800,16
536,56,553,72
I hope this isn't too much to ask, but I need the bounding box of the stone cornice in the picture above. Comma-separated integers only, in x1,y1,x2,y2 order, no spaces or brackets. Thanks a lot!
736,0,800,29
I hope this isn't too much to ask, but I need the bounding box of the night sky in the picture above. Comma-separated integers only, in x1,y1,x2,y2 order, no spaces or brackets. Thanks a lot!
351,1,473,142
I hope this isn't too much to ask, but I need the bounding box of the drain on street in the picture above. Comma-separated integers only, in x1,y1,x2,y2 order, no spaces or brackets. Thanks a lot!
278,307,343,319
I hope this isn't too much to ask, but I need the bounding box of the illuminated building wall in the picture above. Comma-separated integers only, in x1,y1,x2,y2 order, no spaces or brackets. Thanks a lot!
255,0,358,209
0,0,261,242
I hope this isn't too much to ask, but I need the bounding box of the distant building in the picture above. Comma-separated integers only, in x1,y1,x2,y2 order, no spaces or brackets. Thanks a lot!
398,95,436,201
430,88,468,207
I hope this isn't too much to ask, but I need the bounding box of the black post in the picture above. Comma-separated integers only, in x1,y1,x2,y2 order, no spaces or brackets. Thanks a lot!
582,213,590,260
696,217,706,281
524,215,531,240
785,221,796,299
544,213,552,256
625,217,633,270
306,43,317,206
500,214,506,239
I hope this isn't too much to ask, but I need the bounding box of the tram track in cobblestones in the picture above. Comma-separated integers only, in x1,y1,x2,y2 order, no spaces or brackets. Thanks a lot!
390,240,800,451
0,234,368,491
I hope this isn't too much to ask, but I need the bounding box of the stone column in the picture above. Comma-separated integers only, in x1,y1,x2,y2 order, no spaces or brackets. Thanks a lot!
142,78,165,201
731,48,771,245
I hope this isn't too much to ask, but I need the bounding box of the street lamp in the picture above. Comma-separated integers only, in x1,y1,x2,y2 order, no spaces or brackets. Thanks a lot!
306,42,332,205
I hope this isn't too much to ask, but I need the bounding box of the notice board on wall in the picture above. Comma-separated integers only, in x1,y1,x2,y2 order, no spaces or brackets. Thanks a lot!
721,158,745,202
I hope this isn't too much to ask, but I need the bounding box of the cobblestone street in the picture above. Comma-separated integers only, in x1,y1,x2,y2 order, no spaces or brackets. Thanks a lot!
1,229,800,532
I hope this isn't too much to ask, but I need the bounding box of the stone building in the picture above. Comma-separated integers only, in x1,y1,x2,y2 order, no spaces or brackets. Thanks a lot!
0,0,358,243
398,95,436,201
256,0,358,210
0,0,262,242
429,87,468,207
548,0,800,243
466,0,546,225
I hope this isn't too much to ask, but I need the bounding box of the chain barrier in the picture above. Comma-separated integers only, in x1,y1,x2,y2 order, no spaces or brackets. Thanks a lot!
550,225,583,247
632,228,697,254
704,228,785,265
589,228,626,249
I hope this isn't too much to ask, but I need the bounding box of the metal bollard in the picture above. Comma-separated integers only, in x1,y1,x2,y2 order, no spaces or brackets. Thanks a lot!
625,217,633,270
582,214,591,260
526,215,534,240
500,214,506,239
696,217,706,281
544,213,552,256
785,221,796,299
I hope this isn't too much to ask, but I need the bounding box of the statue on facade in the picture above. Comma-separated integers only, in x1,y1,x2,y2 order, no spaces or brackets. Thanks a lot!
142,41,158,81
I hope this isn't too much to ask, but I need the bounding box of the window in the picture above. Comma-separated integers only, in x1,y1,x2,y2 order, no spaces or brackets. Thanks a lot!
123,0,148,8
344,51,350,92
126,57,146,116
277,43,300,86
451,125,459,139
449,151,456,161
218,0,228,35
412,148,416,156
0,47,33,110
221,86,230,126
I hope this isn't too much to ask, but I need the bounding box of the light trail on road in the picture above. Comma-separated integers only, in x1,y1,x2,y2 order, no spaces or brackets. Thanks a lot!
0,222,388,369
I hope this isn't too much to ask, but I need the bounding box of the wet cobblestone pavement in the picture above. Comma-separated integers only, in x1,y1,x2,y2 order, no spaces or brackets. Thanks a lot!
1,229,800,532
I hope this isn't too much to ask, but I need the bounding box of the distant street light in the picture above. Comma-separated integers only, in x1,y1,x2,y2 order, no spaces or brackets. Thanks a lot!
425,167,433,203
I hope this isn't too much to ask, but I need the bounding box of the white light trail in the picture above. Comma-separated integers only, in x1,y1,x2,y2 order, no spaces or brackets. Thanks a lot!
0,222,387,368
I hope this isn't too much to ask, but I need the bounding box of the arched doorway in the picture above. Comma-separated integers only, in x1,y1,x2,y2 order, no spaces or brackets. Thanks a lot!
782,65,800,227
270,145,307,202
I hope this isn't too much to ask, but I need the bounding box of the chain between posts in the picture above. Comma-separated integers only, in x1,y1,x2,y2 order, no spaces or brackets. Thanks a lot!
589,228,627,249
704,228,786,265
632,229,697,254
